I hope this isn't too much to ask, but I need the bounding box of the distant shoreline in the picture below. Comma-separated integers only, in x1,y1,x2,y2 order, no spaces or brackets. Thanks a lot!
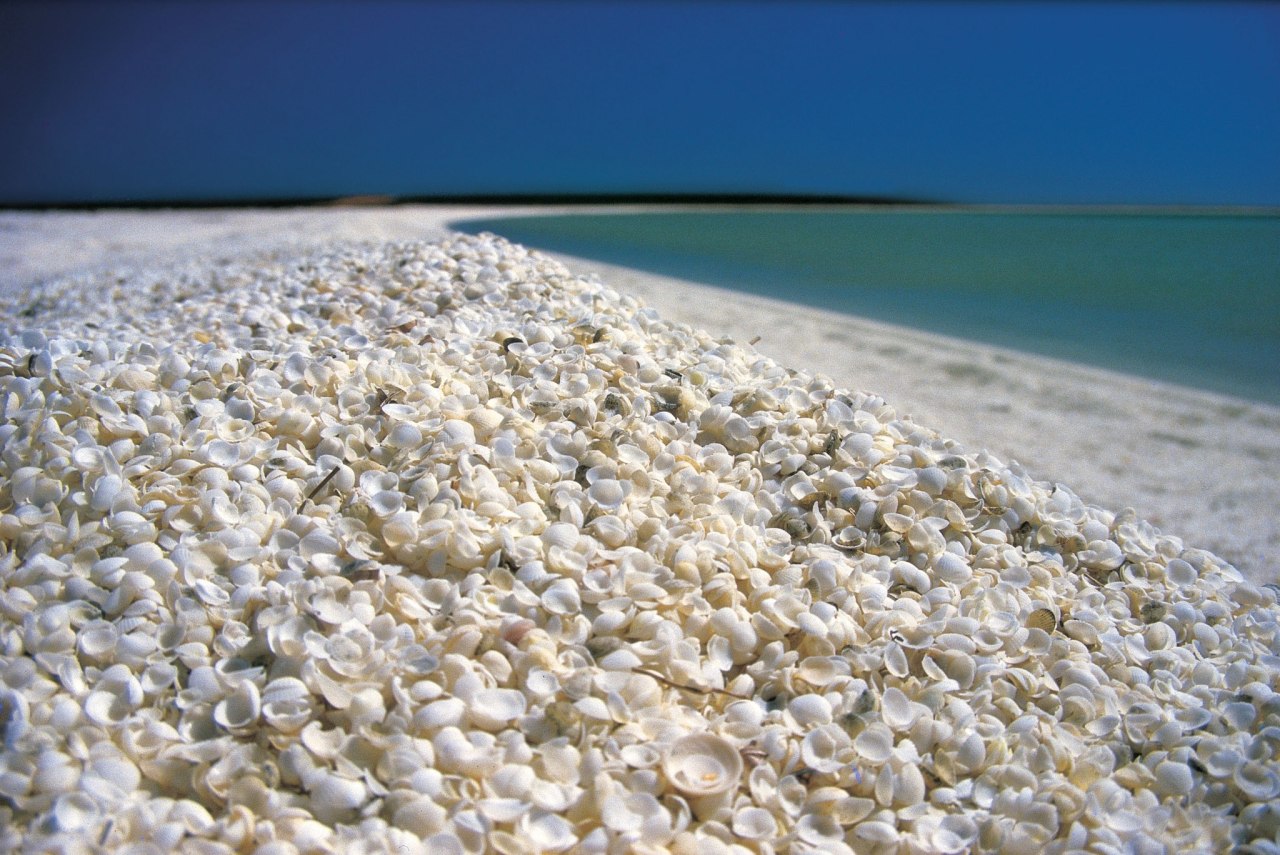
3,193,1277,216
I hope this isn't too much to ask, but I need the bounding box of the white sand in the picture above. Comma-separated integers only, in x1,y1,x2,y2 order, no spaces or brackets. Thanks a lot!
2,205,1276,584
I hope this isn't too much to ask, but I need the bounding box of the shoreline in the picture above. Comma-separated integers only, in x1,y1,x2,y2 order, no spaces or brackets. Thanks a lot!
2,204,1276,583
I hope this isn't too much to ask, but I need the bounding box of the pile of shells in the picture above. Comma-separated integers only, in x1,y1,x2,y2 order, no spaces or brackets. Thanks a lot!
1,233,1278,854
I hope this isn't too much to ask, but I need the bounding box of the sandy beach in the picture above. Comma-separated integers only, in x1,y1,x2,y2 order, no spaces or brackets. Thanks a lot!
3,205,1276,584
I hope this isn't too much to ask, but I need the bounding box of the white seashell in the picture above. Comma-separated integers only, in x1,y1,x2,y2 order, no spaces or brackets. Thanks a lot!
439,419,476,448
662,732,744,797
1153,760,1194,796
933,551,972,584
587,478,629,510
32,752,80,795
853,723,894,765
82,755,141,801
51,792,100,833
854,820,900,844
84,689,131,726
518,811,578,851
90,474,123,511
192,578,230,607
369,490,405,517
479,797,530,823
796,813,844,845
308,772,367,822
386,422,423,449
1165,558,1197,587
416,697,467,730
955,733,986,770
78,622,119,659
893,762,926,805
392,796,448,837
382,511,418,548
621,744,663,769
214,681,261,731
542,523,580,550
831,796,875,825
788,694,833,728
801,724,850,774
1223,702,1256,730
541,579,581,615
140,663,177,695
731,807,779,840
468,689,527,731
879,687,917,731
203,439,241,468
1234,762,1280,801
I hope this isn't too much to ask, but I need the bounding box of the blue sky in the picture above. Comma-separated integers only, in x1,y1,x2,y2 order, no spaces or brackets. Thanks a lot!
1,1,1277,206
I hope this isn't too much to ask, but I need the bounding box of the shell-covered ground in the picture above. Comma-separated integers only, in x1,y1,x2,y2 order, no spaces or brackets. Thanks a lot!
0,234,1278,854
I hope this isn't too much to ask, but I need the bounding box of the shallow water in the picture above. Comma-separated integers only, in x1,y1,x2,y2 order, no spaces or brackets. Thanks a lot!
453,209,1280,404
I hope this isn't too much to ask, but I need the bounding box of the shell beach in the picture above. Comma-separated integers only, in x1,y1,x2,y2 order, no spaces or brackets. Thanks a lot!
1,232,1278,853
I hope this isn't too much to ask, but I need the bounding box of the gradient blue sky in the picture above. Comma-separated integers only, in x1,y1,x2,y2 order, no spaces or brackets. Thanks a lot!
2,1,1278,206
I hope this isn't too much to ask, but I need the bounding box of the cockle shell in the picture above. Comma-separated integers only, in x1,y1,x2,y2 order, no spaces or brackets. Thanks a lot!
214,682,261,732
1026,608,1058,633
661,733,744,797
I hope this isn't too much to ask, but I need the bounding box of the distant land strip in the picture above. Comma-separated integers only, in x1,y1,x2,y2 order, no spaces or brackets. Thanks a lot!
1,192,942,211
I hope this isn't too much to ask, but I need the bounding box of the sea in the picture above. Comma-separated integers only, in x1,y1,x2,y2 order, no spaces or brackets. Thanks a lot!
453,209,1280,406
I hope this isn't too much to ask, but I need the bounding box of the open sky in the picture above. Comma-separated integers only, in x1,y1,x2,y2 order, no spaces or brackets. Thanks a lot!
1,1,1277,207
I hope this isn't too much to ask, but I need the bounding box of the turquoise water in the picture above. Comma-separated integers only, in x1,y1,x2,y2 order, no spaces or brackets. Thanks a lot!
454,210,1280,404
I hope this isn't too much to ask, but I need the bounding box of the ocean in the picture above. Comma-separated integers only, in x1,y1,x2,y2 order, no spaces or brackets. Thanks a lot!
453,209,1280,405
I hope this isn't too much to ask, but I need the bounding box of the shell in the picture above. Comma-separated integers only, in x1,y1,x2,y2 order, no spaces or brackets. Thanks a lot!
213,682,261,732
1026,608,1058,633
853,724,894,765
787,694,834,728
731,807,779,840
467,689,527,731
661,733,744,797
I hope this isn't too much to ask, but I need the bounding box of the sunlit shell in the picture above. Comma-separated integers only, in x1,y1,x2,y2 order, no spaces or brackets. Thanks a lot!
541,579,581,615
386,422,423,449
51,792,100,833
369,490,406,517
210,681,261,733
78,622,120,659
543,523,580,550
1165,558,1198,587
879,687,919,731
731,807,778,840
587,478,630,510
308,772,368,823
661,733,744,796
853,724,894,765
933,551,972,584
788,694,834,728
468,689,527,731
84,689,131,727
794,813,843,847
801,724,850,774
517,811,578,851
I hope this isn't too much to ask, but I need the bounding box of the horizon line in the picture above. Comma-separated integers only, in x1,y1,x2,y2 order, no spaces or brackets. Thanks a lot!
2,192,1276,215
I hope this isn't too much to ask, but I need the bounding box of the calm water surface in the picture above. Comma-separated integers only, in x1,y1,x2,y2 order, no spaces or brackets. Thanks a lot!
454,210,1280,404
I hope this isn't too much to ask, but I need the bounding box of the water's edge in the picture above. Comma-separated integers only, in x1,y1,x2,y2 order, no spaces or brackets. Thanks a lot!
453,209,1280,405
